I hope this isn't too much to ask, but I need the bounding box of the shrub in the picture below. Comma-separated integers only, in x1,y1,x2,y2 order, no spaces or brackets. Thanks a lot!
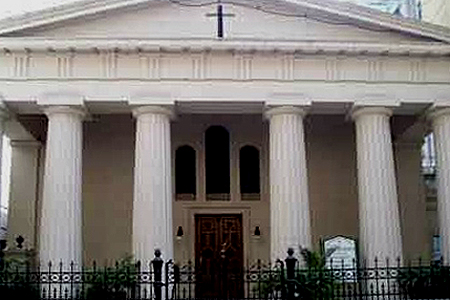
85,255,138,300
294,248,336,300
0,257,40,300
252,248,337,300
398,263,450,299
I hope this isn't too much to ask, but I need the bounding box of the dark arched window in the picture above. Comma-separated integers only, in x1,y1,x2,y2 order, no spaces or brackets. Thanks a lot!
205,126,230,200
240,145,260,200
175,145,196,200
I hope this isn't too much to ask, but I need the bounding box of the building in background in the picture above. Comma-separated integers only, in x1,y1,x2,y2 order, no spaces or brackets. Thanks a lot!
421,0,450,27
336,0,421,18
337,0,450,28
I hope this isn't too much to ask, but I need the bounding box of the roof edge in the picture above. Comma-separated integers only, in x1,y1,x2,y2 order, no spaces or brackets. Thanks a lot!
0,0,153,35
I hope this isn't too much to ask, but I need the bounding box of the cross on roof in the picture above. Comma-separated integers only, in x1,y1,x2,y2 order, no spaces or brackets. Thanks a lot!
206,0,235,39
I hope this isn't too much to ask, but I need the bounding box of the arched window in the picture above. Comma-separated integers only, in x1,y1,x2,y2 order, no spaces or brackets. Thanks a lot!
239,145,260,200
175,145,196,200
205,126,230,200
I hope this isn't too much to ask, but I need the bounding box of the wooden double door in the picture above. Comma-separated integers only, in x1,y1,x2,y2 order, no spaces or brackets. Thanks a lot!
195,214,244,299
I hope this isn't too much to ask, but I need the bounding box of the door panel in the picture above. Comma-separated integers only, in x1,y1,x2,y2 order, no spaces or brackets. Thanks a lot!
195,214,243,298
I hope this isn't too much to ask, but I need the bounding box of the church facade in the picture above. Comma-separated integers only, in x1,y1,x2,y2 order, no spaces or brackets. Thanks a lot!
0,0,450,269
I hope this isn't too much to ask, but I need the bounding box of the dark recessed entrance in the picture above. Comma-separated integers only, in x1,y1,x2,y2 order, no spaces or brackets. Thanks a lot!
195,214,244,299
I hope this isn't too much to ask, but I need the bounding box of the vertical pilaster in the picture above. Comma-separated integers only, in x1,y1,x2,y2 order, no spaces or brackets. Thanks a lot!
429,108,450,261
352,107,403,265
0,110,7,240
266,106,311,261
39,106,84,267
7,140,41,250
132,106,173,262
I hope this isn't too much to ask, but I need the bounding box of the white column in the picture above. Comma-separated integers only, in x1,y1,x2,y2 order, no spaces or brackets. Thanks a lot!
132,106,173,262
266,106,311,261
352,107,402,265
429,108,450,261
39,106,84,267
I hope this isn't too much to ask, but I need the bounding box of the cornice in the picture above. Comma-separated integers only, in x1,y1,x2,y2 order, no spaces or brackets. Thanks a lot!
1,39,450,57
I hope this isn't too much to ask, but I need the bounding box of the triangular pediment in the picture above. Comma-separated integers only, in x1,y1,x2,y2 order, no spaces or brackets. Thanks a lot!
0,0,449,44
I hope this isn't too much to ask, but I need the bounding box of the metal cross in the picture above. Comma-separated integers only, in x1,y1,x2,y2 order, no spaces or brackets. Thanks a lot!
206,0,235,39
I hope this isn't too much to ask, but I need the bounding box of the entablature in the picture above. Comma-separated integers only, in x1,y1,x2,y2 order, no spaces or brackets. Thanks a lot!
0,42,450,84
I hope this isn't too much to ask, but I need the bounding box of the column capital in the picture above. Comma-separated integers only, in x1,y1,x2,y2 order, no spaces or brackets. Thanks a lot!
264,106,308,120
427,107,450,124
351,106,393,121
43,106,86,119
132,105,174,119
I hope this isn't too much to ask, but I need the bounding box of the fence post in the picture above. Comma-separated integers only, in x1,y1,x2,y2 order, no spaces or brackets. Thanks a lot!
152,249,164,300
285,248,297,300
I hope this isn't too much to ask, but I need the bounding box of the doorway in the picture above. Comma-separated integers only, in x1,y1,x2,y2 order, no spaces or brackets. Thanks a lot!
195,214,244,298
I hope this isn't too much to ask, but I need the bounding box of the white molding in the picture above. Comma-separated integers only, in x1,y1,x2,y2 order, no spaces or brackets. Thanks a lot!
12,52,30,78
266,93,312,107
280,53,294,81
0,81,445,115
2,49,450,85
1,39,450,56
57,54,74,78
37,91,85,106
129,93,174,106
354,93,402,107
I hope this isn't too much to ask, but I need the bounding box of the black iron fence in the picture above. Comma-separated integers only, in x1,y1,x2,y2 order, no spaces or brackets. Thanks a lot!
1,249,450,299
